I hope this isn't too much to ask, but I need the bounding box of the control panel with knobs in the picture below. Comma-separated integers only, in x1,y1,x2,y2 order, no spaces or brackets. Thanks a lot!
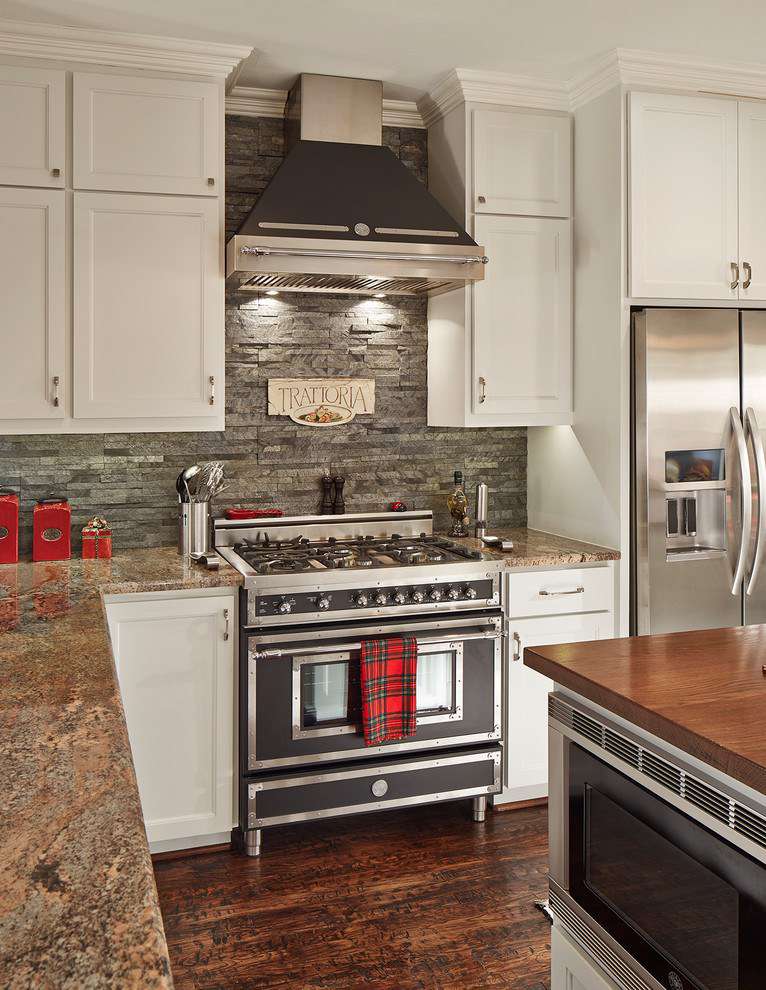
354,591,369,607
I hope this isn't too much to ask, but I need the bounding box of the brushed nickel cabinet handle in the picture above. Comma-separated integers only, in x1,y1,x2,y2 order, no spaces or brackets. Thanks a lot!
512,631,521,662
743,261,752,290
223,608,230,641
207,177,215,186
478,376,487,404
731,261,740,290
52,375,60,407
209,375,215,405
538,586,585,598
51,167,61,178
477,195,486,204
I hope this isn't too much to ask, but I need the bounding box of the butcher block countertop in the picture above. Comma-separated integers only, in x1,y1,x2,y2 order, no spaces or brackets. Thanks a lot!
0,528,616,988
525,625,766,797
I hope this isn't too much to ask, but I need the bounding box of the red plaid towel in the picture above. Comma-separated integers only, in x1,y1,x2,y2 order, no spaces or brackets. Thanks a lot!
359,635,418,746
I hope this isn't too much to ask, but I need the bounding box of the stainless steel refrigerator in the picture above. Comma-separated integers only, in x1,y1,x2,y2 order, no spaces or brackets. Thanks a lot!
632,308,766,635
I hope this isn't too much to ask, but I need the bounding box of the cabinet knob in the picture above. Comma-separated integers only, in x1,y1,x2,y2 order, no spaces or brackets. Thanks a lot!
51,167,61,178
477,195,486,204
207,177,215,186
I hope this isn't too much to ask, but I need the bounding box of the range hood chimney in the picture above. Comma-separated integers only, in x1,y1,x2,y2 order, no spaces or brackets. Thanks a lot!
226,73,487,298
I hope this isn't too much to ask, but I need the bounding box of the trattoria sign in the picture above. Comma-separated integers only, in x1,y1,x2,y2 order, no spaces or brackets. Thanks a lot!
267,378,375,426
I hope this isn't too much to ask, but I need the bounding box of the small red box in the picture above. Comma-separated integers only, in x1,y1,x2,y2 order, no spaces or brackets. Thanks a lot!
0,489,19,564
33,496,71,562
82,517,112,559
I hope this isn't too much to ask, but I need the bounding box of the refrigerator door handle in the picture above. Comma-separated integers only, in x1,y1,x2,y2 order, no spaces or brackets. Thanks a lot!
745,407,766,596
730,406,753,595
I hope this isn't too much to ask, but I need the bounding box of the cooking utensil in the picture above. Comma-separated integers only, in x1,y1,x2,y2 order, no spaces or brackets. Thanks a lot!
181,464,201,501
176,471,189,504
195,461,225,501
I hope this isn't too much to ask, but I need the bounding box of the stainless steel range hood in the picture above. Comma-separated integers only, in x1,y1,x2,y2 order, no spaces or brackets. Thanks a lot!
226,74,487,298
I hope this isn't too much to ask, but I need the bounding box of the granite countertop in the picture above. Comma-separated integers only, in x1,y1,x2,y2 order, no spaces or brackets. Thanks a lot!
0,528,616,988
0,549,242,990
525,625,766,797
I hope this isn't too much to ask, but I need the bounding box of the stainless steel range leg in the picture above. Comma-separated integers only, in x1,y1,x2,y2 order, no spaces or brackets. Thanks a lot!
244,828,262,857
472,795,487,822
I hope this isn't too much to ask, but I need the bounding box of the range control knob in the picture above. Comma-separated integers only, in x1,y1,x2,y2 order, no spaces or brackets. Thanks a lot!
412,589,425,604
316,595,331,610
393,589,407,605
447,586,461,600
374,591,387,606
278,599,293,614
354,592,369,608
429,587,443,602
464,586,478,600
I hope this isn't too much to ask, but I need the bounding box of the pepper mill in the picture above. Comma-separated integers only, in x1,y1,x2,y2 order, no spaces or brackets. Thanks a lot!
333,476,346,514
320,475,335,515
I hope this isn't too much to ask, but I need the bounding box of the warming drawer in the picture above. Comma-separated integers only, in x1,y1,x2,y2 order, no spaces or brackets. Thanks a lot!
246,746,502,830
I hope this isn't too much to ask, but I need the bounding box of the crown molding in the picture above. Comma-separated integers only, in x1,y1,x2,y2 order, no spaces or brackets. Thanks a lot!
0,18,252,83
419,67,570,126
225,85,425,128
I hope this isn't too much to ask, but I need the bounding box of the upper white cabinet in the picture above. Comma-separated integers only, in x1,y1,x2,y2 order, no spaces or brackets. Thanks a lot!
107,591,236,851
472,214,572,419
0,188,65,419
473,108,571,217
627,91,766,301
0,66,65,187
74,192,223,420
738,100,766,301
73,72,220,196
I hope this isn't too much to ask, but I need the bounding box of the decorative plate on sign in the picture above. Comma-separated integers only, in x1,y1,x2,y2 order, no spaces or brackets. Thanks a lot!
268,379,375,427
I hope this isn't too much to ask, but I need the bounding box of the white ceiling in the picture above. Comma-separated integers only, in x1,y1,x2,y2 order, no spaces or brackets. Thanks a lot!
3,0,766,100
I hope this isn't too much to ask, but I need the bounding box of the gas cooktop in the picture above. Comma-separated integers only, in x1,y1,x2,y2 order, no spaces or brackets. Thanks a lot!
233,533,483,575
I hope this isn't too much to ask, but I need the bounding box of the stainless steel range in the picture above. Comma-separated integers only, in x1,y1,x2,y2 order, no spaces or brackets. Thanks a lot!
215,510,505,856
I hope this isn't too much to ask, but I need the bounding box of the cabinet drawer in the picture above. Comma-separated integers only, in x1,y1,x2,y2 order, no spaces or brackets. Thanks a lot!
247,747,501,828
507,566,613,618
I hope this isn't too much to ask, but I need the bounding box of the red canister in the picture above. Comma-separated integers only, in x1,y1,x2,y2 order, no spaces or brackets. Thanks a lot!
0,489,19,564
33,496,71,562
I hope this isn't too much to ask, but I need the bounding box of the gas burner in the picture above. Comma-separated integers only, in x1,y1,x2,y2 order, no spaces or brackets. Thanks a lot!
257,557,314,574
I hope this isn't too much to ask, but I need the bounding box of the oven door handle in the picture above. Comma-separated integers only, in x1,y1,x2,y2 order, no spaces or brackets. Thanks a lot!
252,628,499,660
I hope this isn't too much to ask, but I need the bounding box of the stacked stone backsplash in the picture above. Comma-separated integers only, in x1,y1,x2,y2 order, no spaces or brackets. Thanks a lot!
1,115,526,555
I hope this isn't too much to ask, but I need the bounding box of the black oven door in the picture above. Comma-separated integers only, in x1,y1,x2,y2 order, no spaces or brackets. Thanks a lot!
569,744,766,990
245,613,502,771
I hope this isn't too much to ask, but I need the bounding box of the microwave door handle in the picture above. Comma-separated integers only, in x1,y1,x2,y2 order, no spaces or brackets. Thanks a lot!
730,406,753,594
745,407,766,595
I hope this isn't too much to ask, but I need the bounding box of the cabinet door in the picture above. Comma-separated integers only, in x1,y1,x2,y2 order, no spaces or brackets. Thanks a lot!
551,927,620,990
499,611,610,804
473,215,572,423
473,108,571,217
629,92,738,299
107,593,236,847
74,192,222,420
0,66,65,187
738,100,766,301
73,72,220,195
0,188,65,420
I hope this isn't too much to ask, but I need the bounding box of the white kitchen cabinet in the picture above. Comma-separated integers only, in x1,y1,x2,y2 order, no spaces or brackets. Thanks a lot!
472,214,572,419
738,100,766,301
496,564,614,806
73,191,223,420
551,927,620,990
0,66,65,188
0,188,66,419
107,591,236,851
73,72,220,196
473,108,571,217
629,92,738,299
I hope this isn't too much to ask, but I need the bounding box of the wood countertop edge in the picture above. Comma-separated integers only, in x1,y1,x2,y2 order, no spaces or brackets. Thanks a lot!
524,649,766,797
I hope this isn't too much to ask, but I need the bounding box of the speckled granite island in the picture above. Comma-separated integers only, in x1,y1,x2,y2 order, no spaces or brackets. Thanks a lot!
0,529,617,988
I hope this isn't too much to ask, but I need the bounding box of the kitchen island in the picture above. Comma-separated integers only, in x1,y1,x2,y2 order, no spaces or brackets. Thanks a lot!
526,626,766,990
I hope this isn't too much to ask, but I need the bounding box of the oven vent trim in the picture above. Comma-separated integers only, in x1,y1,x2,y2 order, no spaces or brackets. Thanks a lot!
550,889,655,990
549,694,766,855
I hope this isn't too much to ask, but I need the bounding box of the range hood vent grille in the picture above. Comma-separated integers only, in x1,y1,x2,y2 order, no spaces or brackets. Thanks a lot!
236,272,455,297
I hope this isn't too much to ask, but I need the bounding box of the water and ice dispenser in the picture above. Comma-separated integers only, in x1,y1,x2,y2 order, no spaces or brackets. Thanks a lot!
664,449,727,561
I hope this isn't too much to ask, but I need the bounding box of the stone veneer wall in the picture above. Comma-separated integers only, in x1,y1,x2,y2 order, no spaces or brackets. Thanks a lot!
0,116,526,554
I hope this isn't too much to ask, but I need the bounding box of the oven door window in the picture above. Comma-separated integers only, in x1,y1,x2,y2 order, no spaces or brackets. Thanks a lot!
293,643,463,739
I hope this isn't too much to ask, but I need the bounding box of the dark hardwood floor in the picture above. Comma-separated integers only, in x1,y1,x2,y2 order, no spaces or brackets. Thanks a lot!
154,803,551,990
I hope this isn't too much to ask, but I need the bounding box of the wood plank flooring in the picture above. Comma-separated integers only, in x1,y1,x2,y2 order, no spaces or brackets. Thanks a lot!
154,803,551,990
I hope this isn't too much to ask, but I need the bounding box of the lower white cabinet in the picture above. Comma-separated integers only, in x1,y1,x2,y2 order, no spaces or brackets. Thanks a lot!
497,564,614,806
106,590,236,852
551,926,620,990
